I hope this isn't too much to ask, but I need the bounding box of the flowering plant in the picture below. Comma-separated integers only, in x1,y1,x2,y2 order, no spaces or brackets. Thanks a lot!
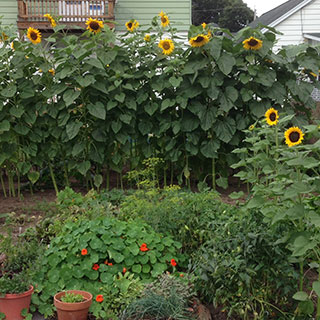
31,216,185,318
232,112,320,317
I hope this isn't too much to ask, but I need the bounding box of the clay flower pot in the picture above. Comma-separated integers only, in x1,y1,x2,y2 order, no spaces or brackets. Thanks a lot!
0,285,34,320
54,290,93,320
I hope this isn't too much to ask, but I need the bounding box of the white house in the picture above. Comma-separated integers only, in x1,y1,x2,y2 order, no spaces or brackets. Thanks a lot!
249,0,320,50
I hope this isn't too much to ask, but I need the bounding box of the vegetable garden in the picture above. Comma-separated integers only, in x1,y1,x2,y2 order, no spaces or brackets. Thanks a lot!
0,11,320,320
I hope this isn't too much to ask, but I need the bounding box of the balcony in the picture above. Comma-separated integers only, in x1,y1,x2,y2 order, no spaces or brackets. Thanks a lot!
17,0,115,31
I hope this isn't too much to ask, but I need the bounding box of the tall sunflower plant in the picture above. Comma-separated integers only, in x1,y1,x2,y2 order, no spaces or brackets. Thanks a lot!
232,110,320,318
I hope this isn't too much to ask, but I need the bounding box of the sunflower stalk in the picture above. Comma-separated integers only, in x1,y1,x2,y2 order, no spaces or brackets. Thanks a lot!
49,163,59,196
0,170,6,197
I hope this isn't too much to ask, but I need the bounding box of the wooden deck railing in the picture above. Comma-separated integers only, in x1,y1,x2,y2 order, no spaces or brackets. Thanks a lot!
17,0,115,30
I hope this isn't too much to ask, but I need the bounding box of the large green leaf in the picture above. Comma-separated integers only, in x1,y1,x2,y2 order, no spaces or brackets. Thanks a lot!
0,120,10,132
63,89,81,106
87,102,106,120
217,52,236,75
1,85,17,98
200,140,220,158
77,161,91,176
66,122,82,140
215,118,236,143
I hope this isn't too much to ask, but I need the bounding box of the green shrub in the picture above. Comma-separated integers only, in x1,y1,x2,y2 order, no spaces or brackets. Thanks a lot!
119,187,237,254
192,208,298,319
31,216,186,318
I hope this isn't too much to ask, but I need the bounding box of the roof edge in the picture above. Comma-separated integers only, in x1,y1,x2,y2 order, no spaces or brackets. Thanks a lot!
268,0,313,28
304,33,320,41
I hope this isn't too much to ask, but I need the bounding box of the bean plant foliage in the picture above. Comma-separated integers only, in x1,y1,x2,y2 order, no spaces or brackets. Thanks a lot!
0,14,319,192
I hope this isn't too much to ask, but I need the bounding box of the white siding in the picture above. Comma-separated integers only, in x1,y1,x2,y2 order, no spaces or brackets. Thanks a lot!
273,0,320,50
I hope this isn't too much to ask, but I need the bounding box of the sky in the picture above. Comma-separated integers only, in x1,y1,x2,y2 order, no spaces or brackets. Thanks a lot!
242,0,289,16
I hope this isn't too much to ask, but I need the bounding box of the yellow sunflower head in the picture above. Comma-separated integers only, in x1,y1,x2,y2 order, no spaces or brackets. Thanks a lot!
125,20,139,32
160,14,170,27
44,14,57,28
249,125,255,131
27,27,42,44
86,18,104,34
48,69,55,76
0,32,8,42
284,127,304,147
158,38,174,55
189,34,210,48
11,42,14,50
265,108,279,126
242,36,263,50
144,34,151,42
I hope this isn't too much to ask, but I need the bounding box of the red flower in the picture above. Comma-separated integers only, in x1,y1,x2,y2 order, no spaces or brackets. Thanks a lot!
92,264,100,271
140,243,149,252
123,267,127,273
170,259,177,267
108,263,113,266
96,294,104,303
180,273,184,277
81,248,88,256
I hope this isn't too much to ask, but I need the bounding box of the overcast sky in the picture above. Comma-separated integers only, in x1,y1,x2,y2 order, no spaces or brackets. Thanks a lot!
243,0,289,16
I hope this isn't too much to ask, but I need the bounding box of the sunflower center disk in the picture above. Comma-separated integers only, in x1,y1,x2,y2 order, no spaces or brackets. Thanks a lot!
269,113,276,121
248,39,258,46
195,36,204,43
163,42,170,50
31,32,38,40
128,23,132,29
161,17,167,23
90,22,100,30
289,131,300,143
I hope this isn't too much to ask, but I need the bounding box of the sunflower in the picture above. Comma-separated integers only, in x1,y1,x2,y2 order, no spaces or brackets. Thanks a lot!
144,34,151,42
201,22,207,29
44,14,56,28
242,36,263,50
265,108,279,126
189,34,210,48
27,27,41,44
0,32,8,42
86,18,104,34
125,20,139,32
159,11,170,27
48,69,55,76
158,38,174,55
249,125,255,131
284,127,304,147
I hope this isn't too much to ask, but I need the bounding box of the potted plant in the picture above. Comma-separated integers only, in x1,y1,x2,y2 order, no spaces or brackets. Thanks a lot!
0,236,35,320
54,290,93,320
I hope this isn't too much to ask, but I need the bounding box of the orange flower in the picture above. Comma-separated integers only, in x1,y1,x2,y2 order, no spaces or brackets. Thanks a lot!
170,259,177,267
96,294,104,303
104,260,108,265
123,267,127,273
92,264,100,271
180,273,184,277
140,243,149,252
81,249,88,256
108,263,113,266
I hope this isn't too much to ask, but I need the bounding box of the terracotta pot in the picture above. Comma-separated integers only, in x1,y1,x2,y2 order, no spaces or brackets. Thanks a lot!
54,290,93,320
0,285,34,320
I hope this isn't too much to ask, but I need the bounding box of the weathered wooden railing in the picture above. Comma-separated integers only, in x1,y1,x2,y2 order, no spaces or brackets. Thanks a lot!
17,0,115,30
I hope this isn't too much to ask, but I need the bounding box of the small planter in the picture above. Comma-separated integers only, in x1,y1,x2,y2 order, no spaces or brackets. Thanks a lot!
54,290,93,320
0,285,34,320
